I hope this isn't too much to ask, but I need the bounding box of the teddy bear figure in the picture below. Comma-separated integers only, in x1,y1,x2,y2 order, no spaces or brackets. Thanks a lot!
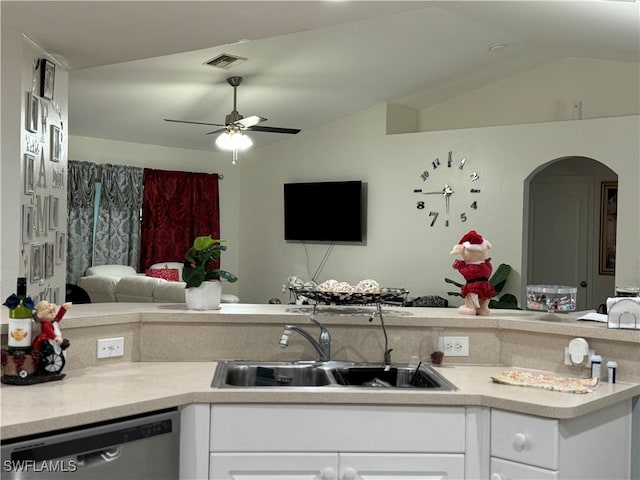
450,230,495,316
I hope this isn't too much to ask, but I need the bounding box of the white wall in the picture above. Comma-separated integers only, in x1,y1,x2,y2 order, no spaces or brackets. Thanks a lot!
416,57,640,131
238,105,639,305
68,136,241,297
1,30,69,301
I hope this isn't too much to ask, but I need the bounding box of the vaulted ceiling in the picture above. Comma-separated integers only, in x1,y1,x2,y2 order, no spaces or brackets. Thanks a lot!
3,1,639,151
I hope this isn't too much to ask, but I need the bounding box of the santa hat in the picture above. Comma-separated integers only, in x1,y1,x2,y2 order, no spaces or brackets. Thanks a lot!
459,230,491,251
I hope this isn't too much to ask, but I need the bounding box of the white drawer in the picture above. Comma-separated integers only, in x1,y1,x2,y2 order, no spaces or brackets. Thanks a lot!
210,404,466,452
491,409,559,470
491,457,559,480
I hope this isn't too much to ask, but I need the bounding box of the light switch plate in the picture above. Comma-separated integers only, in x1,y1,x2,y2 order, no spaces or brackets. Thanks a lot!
97,337,124,359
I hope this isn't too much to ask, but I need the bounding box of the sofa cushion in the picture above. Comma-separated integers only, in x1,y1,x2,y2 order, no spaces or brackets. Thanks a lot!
146,268,180,282
153,281,187,303
78,275,119,303
85,264,137,279
115,276,164,303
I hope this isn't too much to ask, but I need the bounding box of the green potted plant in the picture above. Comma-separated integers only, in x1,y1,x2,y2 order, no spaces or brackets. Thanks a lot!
183,236,238,310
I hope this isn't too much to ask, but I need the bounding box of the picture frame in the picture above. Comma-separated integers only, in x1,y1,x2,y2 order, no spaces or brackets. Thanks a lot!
49,286,60,304
22,204,34,243
24,153,35,195
56,231,66,264
39,58,56,100
50,125,61,162
25,91,39,133
30,243,43,282
599,181,617,275
49,195,59,230
45,242,55,278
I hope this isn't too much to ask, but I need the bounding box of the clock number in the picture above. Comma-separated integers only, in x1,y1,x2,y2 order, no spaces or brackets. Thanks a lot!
420,171,430,181
470,171,479,181
445,219,449,227
447,151,453,167
471,188,481,193
429,211,438,226
432,158,440,169
416,201,425,210
459,157,466,170
460,212,467,222
471,201,478,210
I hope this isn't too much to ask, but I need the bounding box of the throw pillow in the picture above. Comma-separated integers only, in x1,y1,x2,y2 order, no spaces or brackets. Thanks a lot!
146,268,179,282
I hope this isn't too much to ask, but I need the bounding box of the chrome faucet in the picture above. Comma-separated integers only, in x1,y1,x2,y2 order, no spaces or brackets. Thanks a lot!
279,317,331,362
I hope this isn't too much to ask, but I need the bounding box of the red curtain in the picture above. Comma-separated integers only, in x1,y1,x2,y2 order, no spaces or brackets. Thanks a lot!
140,169,220,272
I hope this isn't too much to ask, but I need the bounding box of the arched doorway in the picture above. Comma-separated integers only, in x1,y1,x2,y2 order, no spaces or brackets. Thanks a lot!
524,157,617,311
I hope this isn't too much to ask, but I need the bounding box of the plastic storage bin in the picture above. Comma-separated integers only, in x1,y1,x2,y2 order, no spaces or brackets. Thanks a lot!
526,285,577,312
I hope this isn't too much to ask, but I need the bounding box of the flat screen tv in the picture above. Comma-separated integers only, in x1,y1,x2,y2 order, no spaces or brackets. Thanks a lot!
284,180,366,243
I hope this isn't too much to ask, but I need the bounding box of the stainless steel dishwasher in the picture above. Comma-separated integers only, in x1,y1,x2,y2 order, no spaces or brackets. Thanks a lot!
1,408,179,479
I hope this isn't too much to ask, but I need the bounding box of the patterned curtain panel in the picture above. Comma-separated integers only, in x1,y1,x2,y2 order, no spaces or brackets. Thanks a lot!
67,161,98,284
94,164,144,269
140,169,220,272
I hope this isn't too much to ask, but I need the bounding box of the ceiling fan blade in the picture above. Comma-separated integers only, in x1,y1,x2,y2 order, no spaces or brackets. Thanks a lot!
164,118,225,127
248,125,301,135
236,115,266,129
205,128,227,135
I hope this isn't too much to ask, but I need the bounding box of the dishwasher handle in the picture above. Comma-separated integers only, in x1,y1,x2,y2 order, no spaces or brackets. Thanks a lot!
76,446,121,467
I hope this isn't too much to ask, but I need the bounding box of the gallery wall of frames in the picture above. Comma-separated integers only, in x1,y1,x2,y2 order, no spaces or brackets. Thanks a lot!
21,57,67,304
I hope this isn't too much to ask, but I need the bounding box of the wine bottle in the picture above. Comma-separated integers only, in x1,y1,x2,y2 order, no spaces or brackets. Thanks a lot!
8,277,33,350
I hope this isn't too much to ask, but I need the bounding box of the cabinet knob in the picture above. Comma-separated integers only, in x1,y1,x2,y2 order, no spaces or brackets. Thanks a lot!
322,467,337,480
342,467,358,480
513,432,528,450
491,474,503,480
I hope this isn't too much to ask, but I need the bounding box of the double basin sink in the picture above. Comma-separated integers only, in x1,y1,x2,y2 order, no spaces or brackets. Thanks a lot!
212,360,457,391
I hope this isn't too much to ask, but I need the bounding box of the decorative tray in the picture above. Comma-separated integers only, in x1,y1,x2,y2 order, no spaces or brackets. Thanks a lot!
290,287,409,305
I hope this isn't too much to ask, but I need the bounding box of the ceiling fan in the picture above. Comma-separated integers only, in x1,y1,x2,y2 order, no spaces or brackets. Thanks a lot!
163,76,301,137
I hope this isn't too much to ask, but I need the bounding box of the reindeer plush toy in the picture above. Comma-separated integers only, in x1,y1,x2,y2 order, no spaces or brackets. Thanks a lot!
450,230,495,316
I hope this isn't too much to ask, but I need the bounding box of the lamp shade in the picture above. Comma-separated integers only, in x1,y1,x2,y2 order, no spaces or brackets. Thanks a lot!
215,131,253,151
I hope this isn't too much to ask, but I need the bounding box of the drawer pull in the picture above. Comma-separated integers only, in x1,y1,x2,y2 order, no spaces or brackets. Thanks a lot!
513,432,528,450
342,467,358,480
322,467,337,480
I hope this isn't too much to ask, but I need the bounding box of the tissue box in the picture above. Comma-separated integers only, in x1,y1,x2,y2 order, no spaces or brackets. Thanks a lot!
526,285,577,312
606,296,640,329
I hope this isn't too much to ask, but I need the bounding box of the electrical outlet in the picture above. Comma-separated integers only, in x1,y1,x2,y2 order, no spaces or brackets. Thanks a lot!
443,336,469,357
97,337,124,359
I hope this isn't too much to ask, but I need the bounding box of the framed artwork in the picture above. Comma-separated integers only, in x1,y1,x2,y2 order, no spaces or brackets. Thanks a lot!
30,243,43,282
50,125,61,162
40,58,56,100
22,204,34,243
45,242,55,278
49,195,59,230
24,153,35,194
56,231,66,264
25,92,39,133
49,286,60,304
599,181,617,275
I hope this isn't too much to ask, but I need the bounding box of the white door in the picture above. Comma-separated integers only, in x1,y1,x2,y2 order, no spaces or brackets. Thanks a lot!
339,453,465,480
528,176,593,310
209,452,337,480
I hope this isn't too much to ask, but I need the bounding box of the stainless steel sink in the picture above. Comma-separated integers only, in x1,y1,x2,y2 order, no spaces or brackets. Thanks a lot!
212,361,333,387
212,360,457,390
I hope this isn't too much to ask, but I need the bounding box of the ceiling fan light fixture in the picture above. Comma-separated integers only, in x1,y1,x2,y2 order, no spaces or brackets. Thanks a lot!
215,131,253,151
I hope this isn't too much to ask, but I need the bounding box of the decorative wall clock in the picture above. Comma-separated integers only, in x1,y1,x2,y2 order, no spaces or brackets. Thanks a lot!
413,151,481,227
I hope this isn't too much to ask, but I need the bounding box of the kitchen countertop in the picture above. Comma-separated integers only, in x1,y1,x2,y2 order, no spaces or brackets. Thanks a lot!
1,361,638,441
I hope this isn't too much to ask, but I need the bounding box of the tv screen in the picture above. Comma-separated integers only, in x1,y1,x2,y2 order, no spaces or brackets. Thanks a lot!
284,181,366,243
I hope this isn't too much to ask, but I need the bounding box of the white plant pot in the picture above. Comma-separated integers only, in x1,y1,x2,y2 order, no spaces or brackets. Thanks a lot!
185,280,222,311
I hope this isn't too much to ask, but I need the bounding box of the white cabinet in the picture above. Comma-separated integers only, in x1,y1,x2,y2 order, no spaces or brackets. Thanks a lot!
209,405,467,480
210,452,464,479
490,399,632,479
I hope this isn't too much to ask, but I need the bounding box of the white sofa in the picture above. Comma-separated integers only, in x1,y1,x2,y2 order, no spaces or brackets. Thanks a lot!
77,264,239,304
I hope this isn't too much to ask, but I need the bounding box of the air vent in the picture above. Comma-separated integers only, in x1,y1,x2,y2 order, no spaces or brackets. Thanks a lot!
204,54,248,70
